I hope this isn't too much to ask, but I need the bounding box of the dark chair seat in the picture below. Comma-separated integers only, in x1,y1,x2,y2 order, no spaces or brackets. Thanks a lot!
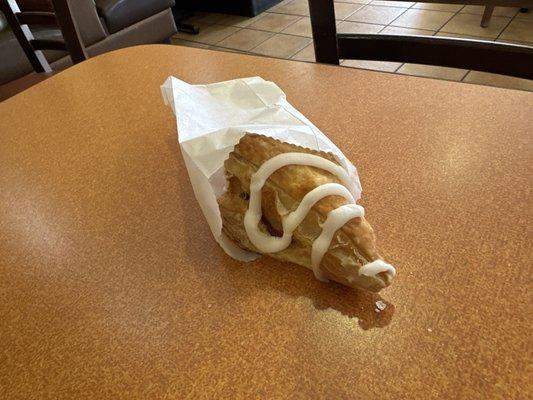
0,0,86,102
0,1,177,87
0,25,67,84
95,0,175,34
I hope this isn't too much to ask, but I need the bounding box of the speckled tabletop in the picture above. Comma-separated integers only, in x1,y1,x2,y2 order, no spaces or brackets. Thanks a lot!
0,45,531,400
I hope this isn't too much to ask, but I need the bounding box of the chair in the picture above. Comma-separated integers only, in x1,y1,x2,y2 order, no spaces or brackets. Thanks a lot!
0,0,86,100
308,0,533,80
1,1,177,88
1,0,86,71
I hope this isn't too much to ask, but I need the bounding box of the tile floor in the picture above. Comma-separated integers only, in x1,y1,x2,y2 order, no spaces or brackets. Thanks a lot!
172,1,533,91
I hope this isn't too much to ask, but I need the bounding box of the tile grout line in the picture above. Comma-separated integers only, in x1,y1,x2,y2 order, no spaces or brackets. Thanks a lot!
185,4,525,28
179,12,532,52
223,29,275,53
246,27,289,54
286,38,314,59
290,42,315,61
179,18,409,47
348,4,449,75
459,7,520,18
372,23,403,73
185,25,310,49
278,14,306,35
456,9,483,82
457,7,517,82
207,26,244,47
268,9,308,18
224,26,311,39
177,5,533,85
248,31,312,56
389,2,434,74
437,6,472,82
493,12,519,43
384,5,410,29
436,7,463,33
174,39,249,54
351,4,406,74
388,6,471,79
186,4,487,40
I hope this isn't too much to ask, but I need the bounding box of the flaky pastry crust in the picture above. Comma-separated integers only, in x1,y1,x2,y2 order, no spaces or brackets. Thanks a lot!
218,133,393,292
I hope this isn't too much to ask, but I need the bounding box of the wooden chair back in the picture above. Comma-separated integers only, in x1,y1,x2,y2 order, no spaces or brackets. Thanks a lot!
308,0,533,80
0,0,87,73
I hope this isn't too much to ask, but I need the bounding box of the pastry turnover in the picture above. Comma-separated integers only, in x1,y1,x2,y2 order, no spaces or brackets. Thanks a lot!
218,133,395,292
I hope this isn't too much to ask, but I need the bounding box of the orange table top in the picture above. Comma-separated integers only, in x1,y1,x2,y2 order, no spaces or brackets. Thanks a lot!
0,45,531,399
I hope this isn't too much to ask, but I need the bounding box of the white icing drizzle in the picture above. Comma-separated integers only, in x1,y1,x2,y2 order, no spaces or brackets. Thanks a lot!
243,152,396,282
244,153,352,254
359,260,396,278
310,204,365,281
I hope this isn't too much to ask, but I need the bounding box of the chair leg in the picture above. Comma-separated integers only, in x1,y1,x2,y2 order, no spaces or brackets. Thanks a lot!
177,23,200,34
309,0,339,64
481,6,494,28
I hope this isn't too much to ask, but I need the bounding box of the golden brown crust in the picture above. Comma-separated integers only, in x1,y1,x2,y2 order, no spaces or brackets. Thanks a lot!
218,133,393,292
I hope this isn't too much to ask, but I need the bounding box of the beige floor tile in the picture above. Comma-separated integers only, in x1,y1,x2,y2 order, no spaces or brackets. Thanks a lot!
380,25,435,35
342,59,402,72
435,31,492,41
270,0,310,16
216,29,274,51
440,13,510,38
463,71,533,91
337,20,385,33
515,9,533,20
412,2,463,12
371,1,414,7
391,9,455,30
281,17,313,37
218,14,264,27
170,38,210,48
251,33,312,58
290,43,316,61
397,64,468,81
347,5,407,24
247,12,300,32
460,6,519,18
174,24,241,45
335,2,366,19
499,19,533,43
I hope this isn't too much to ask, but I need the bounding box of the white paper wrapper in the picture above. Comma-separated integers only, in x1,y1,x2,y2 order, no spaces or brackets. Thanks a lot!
161,76,362,261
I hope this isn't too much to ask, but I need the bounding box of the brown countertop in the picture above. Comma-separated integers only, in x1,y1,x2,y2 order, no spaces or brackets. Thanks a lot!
0,44,531,399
